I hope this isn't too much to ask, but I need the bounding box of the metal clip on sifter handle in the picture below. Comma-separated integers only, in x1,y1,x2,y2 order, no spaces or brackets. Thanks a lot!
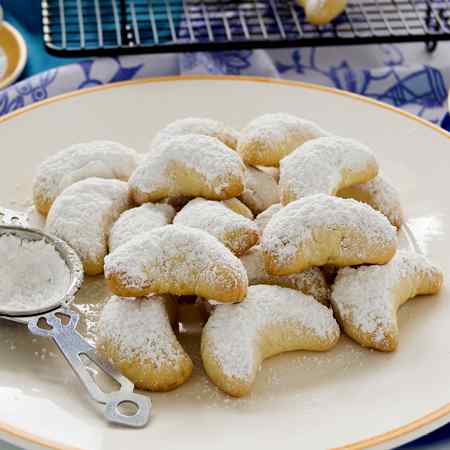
28,307,151,428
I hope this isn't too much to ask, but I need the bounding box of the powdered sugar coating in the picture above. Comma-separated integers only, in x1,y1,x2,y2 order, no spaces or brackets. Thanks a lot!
257,166,280,182
46,178,131,275
331,251,443,350
240,245,330,305
129,134,245,203
97,295,183,368
97,294,193,391
173,198,259,256
105,224,248,302
33,140,138,214
202,285,340,385
279,136,378,204
239,166,280,215
255,203,283,233
262,194,397,274
0,234,70,313
338,175,403,228
237,113,328,166
304,0,326,13
109,203,175,252
151,117,240,150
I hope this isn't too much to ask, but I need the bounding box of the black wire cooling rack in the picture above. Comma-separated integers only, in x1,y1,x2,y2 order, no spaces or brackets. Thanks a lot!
41,0,450,55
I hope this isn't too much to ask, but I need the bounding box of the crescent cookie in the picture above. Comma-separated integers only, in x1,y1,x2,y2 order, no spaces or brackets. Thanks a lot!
239,166,280,215
97,295,193,391
298,0,347,24
151,117,240,150
105,224,248,302
201,285,340,397
173,198,259,256
237,113,328,166
279,136,378,204
241,246,330,305
331,251,443,351
129,134,246,204
255,203,283,233
45,178,131,275
109,203,176,252
262,194,397,275
222,198,254,219
33,140,138,215
338,175,403,229
165,196,253,218
257,166,280,182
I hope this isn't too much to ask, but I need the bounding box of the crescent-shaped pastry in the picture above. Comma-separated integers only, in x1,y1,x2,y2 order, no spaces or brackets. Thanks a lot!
97,295,193,391
201,285,340,397
34,140,138,215
105,224,248,302
109,203,175,252
237,113,327,166
338,175,403,229
298,0,347,24
241,245,330,305
279,136,378,204
45,178,131,275
262,194,397,275
255,203,283,233
173,198,259,256
331,251,443,351
222,198,254,220
129,134,245,204
151,117,240,150
239,166,280,215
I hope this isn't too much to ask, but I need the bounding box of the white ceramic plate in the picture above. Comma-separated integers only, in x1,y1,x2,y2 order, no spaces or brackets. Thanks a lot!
0,77,449,450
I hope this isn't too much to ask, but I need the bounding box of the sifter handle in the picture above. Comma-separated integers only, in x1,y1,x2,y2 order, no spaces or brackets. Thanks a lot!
28,307,151,428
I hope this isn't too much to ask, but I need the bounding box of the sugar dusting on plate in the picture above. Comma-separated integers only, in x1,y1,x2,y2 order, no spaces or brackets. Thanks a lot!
0,234,70,313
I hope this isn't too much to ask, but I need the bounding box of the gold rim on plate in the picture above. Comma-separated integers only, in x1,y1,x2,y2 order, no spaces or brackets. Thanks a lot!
0,75,448,450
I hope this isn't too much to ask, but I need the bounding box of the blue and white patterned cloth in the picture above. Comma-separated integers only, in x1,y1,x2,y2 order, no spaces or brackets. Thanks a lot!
0,39,450,450
1,43,449,130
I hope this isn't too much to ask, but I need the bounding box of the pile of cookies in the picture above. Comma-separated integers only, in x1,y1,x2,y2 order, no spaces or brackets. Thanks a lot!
32,114,443,397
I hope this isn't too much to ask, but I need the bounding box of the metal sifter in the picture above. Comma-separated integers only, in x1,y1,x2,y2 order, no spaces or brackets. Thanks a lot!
0,207,151,428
